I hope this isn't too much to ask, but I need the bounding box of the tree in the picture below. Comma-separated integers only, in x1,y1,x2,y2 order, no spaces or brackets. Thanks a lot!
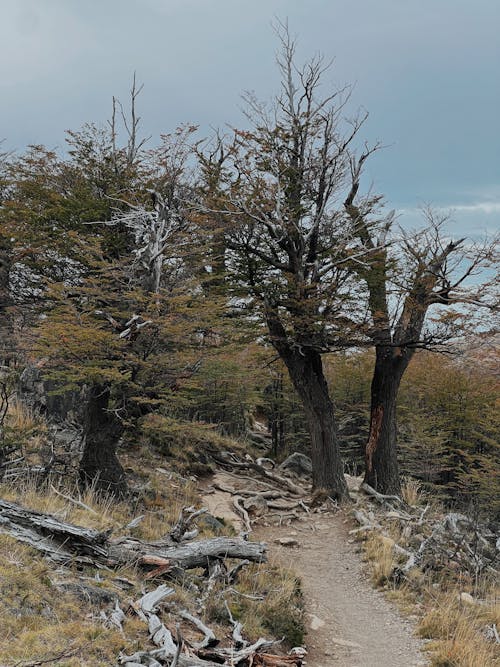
204,27,378,500
399,349,500,517
36,118,213,496
344,158,498,493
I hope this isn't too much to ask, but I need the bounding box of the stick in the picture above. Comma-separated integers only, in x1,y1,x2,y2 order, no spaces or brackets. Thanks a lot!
50,485,98,515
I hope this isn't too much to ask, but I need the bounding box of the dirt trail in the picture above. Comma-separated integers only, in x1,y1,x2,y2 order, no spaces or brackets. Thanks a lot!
255,516,427,667
203,473,427,667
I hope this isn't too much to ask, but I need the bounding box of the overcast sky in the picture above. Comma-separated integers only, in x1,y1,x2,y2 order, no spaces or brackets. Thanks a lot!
1,0,499,237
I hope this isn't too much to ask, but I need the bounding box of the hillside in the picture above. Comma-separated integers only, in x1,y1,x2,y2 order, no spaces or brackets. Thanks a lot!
1,436,499,666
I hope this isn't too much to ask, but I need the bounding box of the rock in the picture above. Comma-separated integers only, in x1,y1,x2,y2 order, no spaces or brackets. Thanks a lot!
344,473,363,492
275,537,299,547
198,513,227,534
244,495,268,516
309,614,325,630
459,592,479,606
279,452,312,476
330,637,362,649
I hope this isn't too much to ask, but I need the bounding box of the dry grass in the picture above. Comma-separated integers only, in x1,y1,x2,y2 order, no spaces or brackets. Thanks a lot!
356,499,500,667
6,399,43,433
0,456,202,541
0,399,304,661
0,534,145,666
0,470,202,665
363,532,399,586
204,558,305,647
418,590,500,666
401,476,424,506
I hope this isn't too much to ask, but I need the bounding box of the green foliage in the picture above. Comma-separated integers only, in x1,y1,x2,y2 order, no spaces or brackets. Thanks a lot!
399,351,500,518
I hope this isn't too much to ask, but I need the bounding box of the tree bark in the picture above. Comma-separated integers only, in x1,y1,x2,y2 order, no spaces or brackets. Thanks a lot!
79,383,127,497
283,349,348,500
0,233,13,366
364,346,410,495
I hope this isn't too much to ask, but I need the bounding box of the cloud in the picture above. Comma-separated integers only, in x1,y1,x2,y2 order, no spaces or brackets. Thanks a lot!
450,203,500,215
396,202,500,239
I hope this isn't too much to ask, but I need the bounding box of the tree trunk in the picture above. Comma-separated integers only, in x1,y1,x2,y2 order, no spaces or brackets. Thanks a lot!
364,346,409,495
283,349,348,500
0,233,13,366
79,383,127,497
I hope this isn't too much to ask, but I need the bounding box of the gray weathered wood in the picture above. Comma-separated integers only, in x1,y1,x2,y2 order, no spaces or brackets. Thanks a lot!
0,498,267,571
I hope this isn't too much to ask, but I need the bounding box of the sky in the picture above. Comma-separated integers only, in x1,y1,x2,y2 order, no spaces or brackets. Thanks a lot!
1,0,499,238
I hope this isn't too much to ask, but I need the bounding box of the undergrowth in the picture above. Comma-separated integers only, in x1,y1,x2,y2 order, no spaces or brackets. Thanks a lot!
0,446,305,665
356,483,500,667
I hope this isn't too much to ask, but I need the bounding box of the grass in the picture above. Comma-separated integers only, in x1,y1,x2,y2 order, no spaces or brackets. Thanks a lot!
0,440,306,664
0,534,145,666
363,533,398,586
401,475,424,506
418,590,500,666
139,414,247,476
355,482,500,667
204,559,305,647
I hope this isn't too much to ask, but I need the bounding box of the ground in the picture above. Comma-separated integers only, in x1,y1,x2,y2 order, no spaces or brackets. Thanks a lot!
204,472,428,666
256,516,427,667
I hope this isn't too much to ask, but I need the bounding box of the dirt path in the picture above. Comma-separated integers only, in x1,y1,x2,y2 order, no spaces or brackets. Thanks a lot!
203,473,427,667
255,515,427,667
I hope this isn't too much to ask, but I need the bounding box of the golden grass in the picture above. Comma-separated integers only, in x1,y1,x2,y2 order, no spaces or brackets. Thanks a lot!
0,534,144,666
363,533,398,586
6,399,44,433
419,590,500,666
401,476,424,506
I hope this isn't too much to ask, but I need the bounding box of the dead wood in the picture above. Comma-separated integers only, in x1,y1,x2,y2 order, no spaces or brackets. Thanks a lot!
361,482,405,508
212,456,306,496
178,610,218,649
213,482,282,500
351,490,499,581
0,498,110,565
120,582,284,667
224,600,246,648
0,498,267,572
232,496,252,532
170,506,207,543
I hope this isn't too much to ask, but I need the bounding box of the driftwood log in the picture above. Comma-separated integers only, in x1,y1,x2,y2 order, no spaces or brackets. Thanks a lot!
0,498,266,571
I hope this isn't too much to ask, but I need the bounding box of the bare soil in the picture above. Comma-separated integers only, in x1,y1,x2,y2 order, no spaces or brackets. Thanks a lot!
203,473,428,667
255,515,428,667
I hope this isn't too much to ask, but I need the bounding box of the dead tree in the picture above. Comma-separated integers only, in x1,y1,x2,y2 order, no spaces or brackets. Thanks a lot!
0,497,266,569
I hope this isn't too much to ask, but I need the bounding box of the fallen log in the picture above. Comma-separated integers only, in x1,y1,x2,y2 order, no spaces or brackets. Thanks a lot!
0,498,110,565
0,498,267,571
